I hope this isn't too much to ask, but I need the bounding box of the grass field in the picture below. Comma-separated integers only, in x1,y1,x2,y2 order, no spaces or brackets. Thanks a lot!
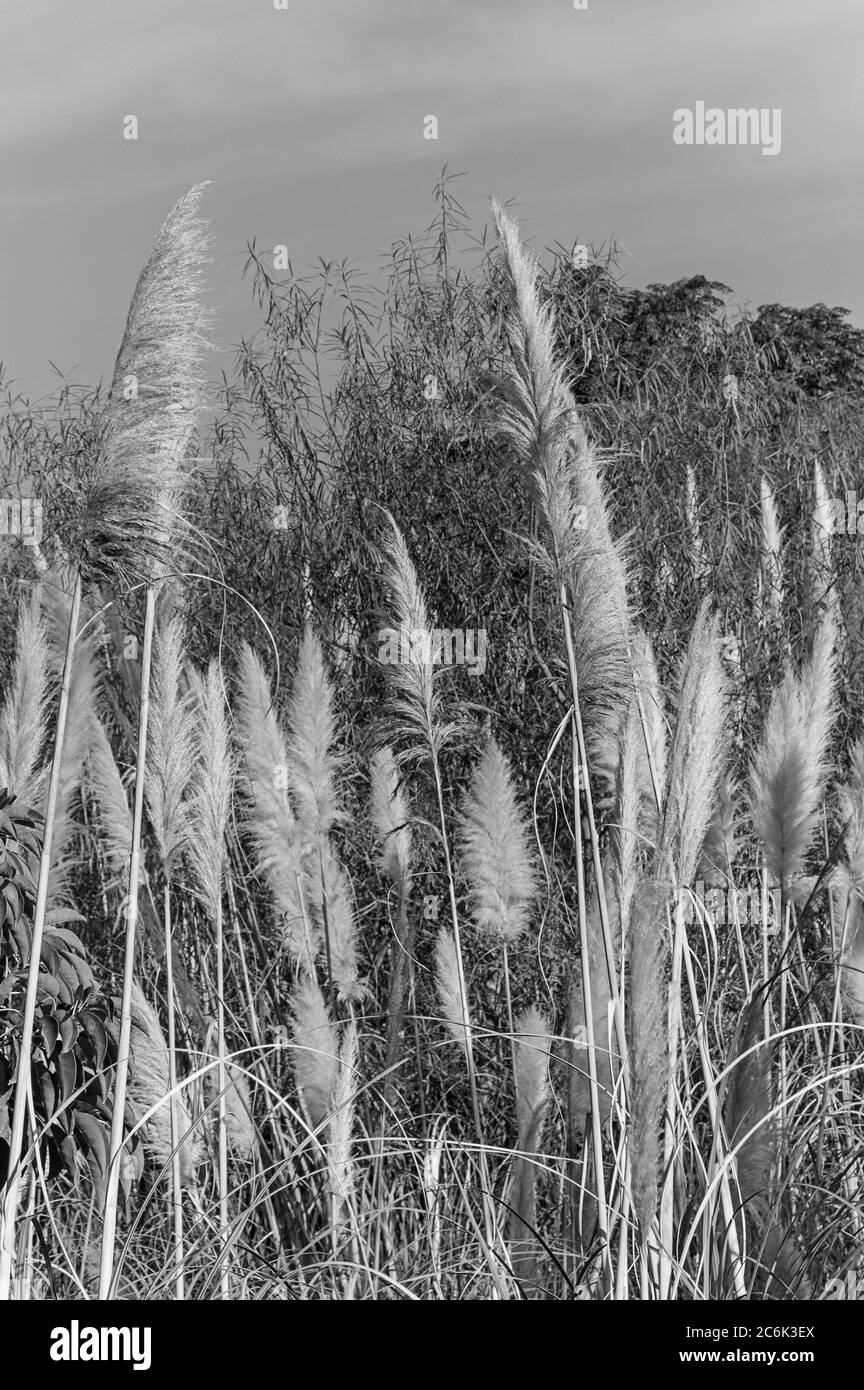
0,175,862,1301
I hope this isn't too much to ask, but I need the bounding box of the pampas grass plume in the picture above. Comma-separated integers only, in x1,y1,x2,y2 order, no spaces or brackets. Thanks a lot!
87,718,133,878
369,745,412,885
435,927,466,1045
290,975,339,1129
235,642,308,958
188,662,233,920
128,983,201,1180
514,1007,551,1149
0,591,49,804
759,476,785,618
286,626,341,842
659,600,728,889
750,614,836,896
83,184,211,586
145,615,195,877
379,515,457,766
457,736,536,942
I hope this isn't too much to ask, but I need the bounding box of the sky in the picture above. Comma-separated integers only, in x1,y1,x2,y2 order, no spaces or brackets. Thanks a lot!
2,0,863,400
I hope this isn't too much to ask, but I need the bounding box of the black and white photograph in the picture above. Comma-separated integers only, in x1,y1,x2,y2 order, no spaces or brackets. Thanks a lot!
0,0,862,1342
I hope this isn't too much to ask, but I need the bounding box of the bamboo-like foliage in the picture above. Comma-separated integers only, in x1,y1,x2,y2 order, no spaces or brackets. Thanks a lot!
685,465,710,587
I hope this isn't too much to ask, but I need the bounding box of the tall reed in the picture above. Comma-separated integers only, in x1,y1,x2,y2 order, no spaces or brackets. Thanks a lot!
188,662,235,1299
97,183,211,1302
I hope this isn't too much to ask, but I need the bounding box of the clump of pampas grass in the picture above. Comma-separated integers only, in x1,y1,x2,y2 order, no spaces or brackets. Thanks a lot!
284,627,364,1003
379,515,488,1158
127,983,201,1182
491,200,631,782
95,184,212,1302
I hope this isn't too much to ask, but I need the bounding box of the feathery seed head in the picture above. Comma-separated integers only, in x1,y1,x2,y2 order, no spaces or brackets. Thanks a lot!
187,661,234,921
77,184,212,589
369,745,412,885
457,736,536,943
286,626,342,842
513,1006,551,1153
144,615,195,878
235,643,311,960
290,975,340,1129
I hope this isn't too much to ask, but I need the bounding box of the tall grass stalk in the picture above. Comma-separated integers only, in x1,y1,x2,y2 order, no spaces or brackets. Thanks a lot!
98,182,211,1301
379,515,509,1293
0,576,81,1301
98,586,156,1300
492,203,634,1277
145,613,195,1298
188,662,235,1298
